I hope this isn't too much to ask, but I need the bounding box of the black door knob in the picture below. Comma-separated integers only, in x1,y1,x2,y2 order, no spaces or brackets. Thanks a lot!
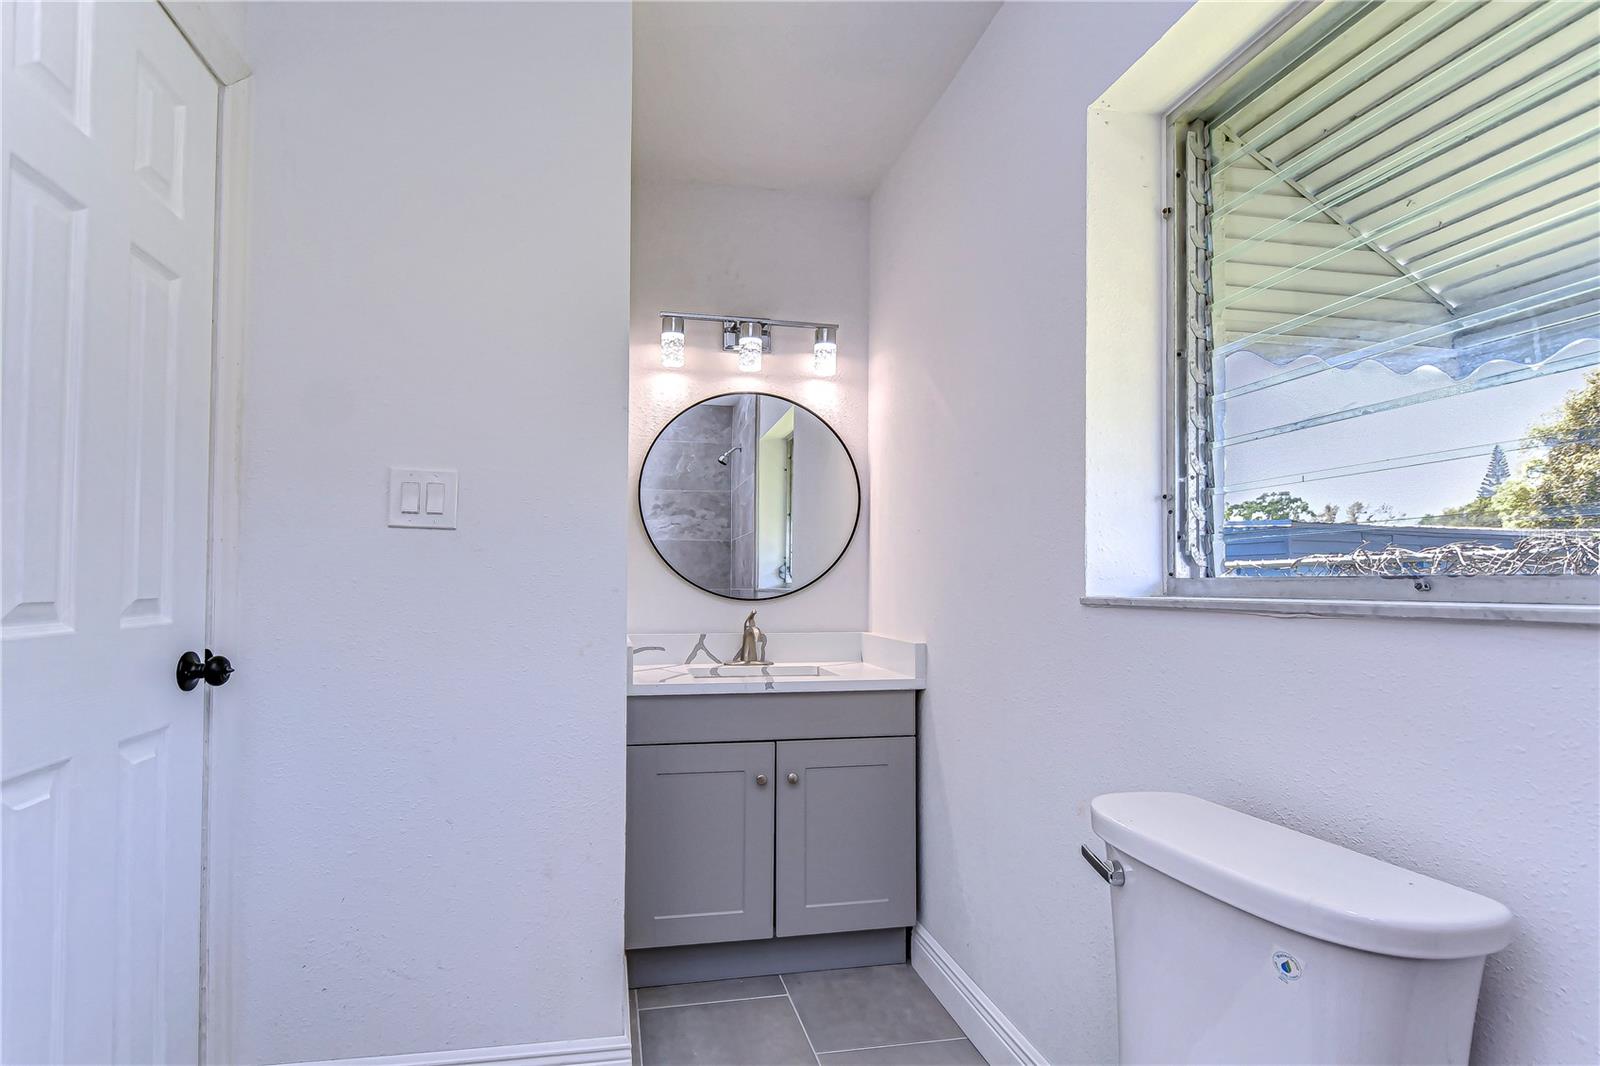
176,650,234,691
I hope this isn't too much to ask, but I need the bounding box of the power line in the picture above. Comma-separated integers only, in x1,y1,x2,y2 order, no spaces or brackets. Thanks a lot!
1220,429,1596,494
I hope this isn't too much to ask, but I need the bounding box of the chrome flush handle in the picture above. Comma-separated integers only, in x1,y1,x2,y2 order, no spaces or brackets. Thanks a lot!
1081,844,1125,887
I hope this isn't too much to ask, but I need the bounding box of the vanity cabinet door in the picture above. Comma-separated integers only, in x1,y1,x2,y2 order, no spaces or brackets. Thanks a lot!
626,742,775,949
775,737,916,937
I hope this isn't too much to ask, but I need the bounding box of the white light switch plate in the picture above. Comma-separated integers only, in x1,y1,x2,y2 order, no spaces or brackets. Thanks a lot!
388,468,458,529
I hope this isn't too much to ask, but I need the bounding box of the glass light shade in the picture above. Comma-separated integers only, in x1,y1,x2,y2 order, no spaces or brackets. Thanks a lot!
660,330,685,369
737,336,763,372
812,341,837,376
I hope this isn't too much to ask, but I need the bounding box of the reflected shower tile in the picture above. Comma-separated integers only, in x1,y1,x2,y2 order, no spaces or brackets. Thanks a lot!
656,539,733,592
642,490,731,541
642,442,733,491
733,394,756,442
731,398,757,482
731,489,754,540
660,403,733,444
731,531,756,590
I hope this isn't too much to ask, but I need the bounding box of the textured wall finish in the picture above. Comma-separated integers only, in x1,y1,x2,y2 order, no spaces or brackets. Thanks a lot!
630,179,869,633
868,4,1599,1064
225,3,632,1061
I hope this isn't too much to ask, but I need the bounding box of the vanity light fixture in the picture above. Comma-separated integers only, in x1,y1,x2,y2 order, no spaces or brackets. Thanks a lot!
736,320,765,373
656,311,840,375
659,315,686,369
812,325,837,377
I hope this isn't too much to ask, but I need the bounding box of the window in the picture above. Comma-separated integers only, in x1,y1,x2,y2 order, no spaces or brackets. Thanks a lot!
1170,0,1599,607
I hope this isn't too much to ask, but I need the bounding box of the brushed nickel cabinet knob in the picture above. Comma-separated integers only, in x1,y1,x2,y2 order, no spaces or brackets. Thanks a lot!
787,772,800,785
755,774,768,786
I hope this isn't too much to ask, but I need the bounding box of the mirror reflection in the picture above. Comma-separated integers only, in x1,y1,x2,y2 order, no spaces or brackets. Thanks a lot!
640,394,859,600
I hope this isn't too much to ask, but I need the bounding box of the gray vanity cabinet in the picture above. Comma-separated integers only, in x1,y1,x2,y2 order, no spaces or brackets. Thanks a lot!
627,688,921,979
626,742,776,949
625,691,918,975
775,737,916,937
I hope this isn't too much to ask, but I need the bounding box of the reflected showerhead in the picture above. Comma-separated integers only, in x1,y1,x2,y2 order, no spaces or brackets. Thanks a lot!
717,445,742,466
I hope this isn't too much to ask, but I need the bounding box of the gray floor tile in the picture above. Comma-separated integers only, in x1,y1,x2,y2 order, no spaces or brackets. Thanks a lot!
631,989,643,1066
782,966,964,1054
819,1039,985,1065
638,996,817,1066
637,975,788,1010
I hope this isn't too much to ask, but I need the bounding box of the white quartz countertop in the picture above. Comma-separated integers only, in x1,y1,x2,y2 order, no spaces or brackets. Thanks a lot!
628,632,926,696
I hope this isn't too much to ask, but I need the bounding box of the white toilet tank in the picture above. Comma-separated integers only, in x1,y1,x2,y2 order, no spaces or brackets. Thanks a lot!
1089,792,1514,1065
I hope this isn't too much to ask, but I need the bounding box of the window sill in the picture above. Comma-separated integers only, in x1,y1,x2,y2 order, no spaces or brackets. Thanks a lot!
1080,594,1599,626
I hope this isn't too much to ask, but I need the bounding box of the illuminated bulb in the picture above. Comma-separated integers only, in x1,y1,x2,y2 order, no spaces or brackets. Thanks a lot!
812,326,837,376
660,332,685,368
812,342,837,376
737,338,763,372
660,315,686,369
737,320,763,373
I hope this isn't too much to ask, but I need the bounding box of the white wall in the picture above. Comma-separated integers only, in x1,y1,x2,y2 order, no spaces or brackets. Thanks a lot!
868,4,1599,1064
791,410,858,591
630,178,868,633
224,4,632,1062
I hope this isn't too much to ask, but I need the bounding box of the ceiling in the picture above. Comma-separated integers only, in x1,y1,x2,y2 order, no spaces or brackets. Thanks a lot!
632,2,1000,198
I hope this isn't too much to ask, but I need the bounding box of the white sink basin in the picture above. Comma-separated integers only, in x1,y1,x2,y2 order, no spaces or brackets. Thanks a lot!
687,664,824,678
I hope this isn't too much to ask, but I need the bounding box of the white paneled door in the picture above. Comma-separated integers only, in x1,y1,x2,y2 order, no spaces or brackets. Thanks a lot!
2,1,220,1063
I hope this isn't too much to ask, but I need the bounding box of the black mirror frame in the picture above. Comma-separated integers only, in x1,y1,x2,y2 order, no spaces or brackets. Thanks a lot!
638,391,862,602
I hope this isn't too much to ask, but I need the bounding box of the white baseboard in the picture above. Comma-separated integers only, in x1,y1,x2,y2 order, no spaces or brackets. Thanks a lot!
278,1034,631,1066
911,925,1048,1066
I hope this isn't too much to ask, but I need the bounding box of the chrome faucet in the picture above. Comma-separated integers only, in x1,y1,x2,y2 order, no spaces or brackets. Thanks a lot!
731,611,771,666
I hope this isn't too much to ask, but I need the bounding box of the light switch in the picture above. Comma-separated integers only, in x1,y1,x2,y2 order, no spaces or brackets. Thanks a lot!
388,468,458,529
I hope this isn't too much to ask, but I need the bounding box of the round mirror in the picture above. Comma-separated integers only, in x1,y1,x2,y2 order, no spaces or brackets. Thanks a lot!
640,393,860,600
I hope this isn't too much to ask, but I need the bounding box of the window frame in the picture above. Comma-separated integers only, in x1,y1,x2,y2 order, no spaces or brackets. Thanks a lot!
1159,2,1600,612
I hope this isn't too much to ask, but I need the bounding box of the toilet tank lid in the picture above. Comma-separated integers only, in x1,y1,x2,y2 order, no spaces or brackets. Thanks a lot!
1090,792,1514,960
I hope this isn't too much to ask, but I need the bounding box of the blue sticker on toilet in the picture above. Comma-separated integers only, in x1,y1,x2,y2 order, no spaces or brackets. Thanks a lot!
1272,951,1302,982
